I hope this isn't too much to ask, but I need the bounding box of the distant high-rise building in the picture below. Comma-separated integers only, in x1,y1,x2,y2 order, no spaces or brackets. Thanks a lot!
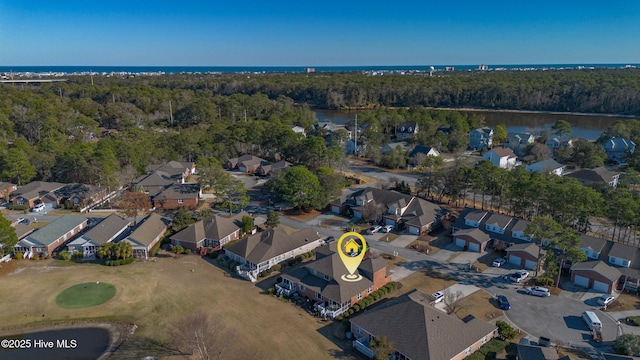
305,67,315,73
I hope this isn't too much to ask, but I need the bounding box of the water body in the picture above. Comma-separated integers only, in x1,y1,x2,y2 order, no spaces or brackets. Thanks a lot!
313,109,635,141
0,64,638,74
0,327,110,360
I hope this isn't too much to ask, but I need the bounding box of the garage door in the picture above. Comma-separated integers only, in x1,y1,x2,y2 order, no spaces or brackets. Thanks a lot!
509,255,521,266
455,238,467,249
409,226,420,235
525,259,537,270
385,219,396,226
574,275,589,288
593,280,610,294
331,205,341,214
468,242,480,252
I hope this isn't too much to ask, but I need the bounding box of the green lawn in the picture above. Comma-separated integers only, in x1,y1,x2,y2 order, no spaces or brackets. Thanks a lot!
55,282,116,309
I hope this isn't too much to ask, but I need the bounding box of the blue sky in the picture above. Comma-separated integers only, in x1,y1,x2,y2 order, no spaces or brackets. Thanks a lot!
0,0,638,66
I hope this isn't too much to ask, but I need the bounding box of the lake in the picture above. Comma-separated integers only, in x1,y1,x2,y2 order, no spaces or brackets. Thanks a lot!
0,327,110,360
313,109,636,141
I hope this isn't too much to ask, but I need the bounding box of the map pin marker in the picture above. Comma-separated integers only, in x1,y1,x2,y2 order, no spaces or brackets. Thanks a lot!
337,232,367,282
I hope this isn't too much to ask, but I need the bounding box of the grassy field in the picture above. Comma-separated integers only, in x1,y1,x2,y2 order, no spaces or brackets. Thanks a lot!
56,282,116,309
0,254,353,359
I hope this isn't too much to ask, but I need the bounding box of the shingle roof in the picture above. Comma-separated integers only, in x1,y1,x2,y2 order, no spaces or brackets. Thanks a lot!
579,234,608,255
225,227,320,264
464,209,488,223
516,344,559,360
454,228,491,244
170,212,245,244
409,145,437,158
127,213,168,248
484,213,513,229
52,183,103,201
76,214,130,246
526,159,563,173
349,290,496,360
489,147,517,158
565,167,617,185
510,219,531,233
507,243,542,258
11,181,65,201
154,183,200,201
238,155,268,168
146,161,193,178
608,242,638,262
25,215,88,247
572,261,622,282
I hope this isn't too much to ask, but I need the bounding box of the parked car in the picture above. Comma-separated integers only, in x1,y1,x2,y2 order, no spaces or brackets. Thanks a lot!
325,236,335,244
382,224,394,233
431,291,445,303
525,286,550,297
32,203,46,212
510,270,529,282
597,295,615,306
368,225,382,234
496,295,511,310
492,258,507,267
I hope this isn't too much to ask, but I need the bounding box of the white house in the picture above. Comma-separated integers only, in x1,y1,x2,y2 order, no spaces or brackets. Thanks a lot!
483,147,518,169
525,159,565,176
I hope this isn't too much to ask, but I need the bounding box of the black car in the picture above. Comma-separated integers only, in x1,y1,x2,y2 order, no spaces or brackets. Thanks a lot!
497,295,510,310
325,236,335,243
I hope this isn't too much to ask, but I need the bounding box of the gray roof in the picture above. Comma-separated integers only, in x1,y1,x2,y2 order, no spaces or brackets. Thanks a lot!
170,212,246,244
452,208,533,246
572,261,622,282
608,242,639,262
283,243,387,303
11,181,65,201
484,213,513,229
511,219,531,233
225,227,320,264
565,167,618,185
146,161,193,178
516,344,559,360
579,234,608,254
127,213,168,248
24,215,88,247
76,214,130,246
454,228,491,244
349,290,496,360
409,145,438,158
51,183,103,201
154,183,200,201
464,209,488,223
507,243,542,258
526,159,563,172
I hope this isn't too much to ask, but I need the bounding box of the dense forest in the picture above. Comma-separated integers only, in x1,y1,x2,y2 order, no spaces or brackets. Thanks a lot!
61,68,640,115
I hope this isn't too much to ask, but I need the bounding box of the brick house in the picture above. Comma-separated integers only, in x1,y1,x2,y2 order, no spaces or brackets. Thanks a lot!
225,154,268,173
255,160,292,177
506,243,543,271
153,183,201,210
14,215,88,258
170,212,246,254
10,181,65,208
452,208,535,252
350,290,496,360
66,214,131,258
453,228,492,252
571,261,621,294
277,243,392,318
122,213,168,259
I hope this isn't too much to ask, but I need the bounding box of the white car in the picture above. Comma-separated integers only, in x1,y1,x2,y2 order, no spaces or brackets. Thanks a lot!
382,225,394,233
525,286,550,297
492,258,507,267
32,203,46,212
510,270,529,282
597,295,615,306
368,225,382,234
431,291,445,303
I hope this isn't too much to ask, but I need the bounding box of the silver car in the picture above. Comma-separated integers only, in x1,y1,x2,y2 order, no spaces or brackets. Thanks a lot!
525,286,550,297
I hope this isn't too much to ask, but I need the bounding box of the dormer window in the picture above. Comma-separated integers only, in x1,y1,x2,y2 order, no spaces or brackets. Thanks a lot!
408,127,413,132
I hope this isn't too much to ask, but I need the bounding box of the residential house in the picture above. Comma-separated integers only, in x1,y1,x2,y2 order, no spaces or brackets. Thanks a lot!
14,215,88,258
571,261,621,294
409,145,440,166
469,127,494,151
290,125,306,137
579,234,608,261
545,136,573,149
237,155,269,174
526,159,565,176
0,181,17,201
146,161,196,183
11,222,34,240
255,160,292,177
603,137,636,163
46,183,110,211
67,214,131,257
170,212,246,254
122,213,168,259
564,167,619,188
453,228,492,252
350,290,496,360
396,121,419,139
506,132,535,156
225,227,323,282
483,147,518,169
452,208,537,252
507,243,543,270
380,141,408,155
345,139,366,155
516,344,560,360
349,188,448,235
277,243,391,318
152,183,201,210
10,181,65,209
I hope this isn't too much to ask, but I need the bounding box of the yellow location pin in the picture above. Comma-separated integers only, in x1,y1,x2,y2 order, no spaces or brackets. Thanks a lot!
337,232,367,282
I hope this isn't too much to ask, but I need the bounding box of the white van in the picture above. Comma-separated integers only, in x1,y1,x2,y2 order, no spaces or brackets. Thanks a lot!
582,311,602,330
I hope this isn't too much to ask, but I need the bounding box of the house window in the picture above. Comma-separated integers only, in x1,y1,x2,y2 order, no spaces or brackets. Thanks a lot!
482,336,487,344
17,198,24,205
316,292,323,300
178,199,184,204
368,287,372,294
357,293,362,300
324,274,331,281
299,285,306,292
466,347,471,355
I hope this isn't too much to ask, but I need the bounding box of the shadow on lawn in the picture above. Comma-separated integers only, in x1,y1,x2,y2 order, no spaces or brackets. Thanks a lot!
317,321,363,359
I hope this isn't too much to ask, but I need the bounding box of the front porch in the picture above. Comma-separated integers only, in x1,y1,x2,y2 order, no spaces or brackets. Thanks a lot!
275,279,296,296
353,337,374,358
236,264,258,282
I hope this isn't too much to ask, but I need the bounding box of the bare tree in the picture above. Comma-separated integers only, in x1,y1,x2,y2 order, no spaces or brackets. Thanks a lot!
169,310,234,360
362,201,385,223
443,290,466,315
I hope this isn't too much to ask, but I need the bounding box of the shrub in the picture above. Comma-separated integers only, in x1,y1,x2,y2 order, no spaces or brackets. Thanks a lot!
105,260,112,266
208,252,220,259
536,277,554,287
59,250,72,260
125,257,135,264
352,304,360,312
287,259,296,266
372,293,380,301
32,254,40,260
335,315,344,321
8,205,28,211
496,320,517,340
267,288,276,296
273,264,282,272
184,248,191,255
626,316,640,326
115,259,122,266
348,309,354,316
73,251,83,259
295,255,303,262
14,253,23,260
